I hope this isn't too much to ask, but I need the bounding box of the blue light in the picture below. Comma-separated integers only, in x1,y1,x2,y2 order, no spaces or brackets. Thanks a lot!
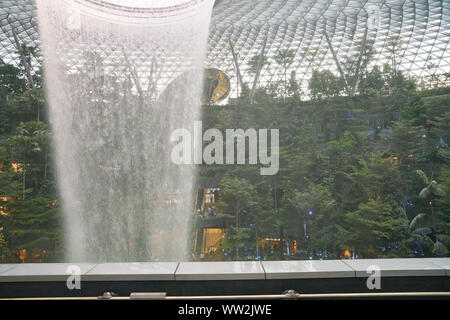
308,211,313,215
345,111,355,119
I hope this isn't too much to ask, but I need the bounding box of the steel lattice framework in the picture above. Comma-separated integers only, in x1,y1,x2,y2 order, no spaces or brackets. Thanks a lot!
1,0,450,98
0,0,40,69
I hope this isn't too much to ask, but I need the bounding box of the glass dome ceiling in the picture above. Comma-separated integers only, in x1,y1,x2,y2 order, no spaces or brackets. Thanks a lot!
1,0,449,98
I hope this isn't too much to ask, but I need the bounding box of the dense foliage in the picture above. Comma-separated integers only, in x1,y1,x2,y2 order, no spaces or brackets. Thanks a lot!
0,51,61,262
0,40,449,262
199,51,450,260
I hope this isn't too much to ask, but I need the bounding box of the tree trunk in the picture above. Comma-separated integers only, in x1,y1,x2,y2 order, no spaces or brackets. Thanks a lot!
279,225,284,259
235,207,240,260
44,149,48,180
22,158,26,200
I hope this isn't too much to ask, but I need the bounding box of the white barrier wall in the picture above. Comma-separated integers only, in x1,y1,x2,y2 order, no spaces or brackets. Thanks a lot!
0,258,448,282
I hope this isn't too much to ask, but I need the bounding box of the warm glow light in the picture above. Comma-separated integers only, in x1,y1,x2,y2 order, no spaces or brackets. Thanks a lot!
0,196,13,202
11,161,22,173
46,200,59,208
19,249,27,263
263,238,281,242
343,249,351,259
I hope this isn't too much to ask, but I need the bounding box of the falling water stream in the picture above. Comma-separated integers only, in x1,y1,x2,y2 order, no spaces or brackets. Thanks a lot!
36,0,214,262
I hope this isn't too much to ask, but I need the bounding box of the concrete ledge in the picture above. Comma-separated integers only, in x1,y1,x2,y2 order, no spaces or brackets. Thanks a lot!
424,258,450,276
175,261,265,280
0,263,96,282
0,259,449,298
0,259,449,283
341,258,447,277
0,264,16,275
84,262,179,281
262,260,355,279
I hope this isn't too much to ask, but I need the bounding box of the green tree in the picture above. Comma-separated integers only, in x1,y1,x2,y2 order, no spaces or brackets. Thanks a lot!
337,199,410,258
390,120,426,168
289,183,337,258
409,169,448,256
0,59,26,95
274,49,295,101
427,111,450,167
15,44,39,89
0,227,7,260
2,196,60,262
287,70,302,102
308,70,344,100
438,168,450,216
345,153,404,209
382,62,415,102
16,88,45,122
218,176,260,259
324,131,365,209
247,54,270,76
283,123,316,189
11,121,50,199
386,37,403,78
0,60,27,134
359,65,385,96
0,138,60,262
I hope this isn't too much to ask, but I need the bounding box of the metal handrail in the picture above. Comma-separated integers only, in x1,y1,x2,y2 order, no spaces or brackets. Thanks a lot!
1,291,449,300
